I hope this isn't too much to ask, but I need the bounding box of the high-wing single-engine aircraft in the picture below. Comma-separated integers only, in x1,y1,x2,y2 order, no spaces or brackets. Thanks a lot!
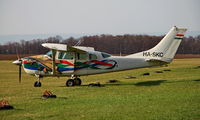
13,26,187,87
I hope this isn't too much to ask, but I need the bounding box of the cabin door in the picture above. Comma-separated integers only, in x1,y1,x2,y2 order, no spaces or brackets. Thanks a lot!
74,53,88,74
57,51,75,74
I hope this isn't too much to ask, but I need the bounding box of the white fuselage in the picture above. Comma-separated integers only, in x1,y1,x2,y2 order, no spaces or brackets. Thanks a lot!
22,54,161,77
74,57,149,76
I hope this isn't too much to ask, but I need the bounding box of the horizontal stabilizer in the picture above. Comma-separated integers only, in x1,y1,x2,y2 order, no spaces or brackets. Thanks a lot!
145,59,169,65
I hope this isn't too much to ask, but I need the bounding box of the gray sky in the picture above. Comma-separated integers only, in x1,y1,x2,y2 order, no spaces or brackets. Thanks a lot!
0,0,200,35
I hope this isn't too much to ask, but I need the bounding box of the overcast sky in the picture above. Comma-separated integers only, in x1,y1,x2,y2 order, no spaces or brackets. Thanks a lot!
0,0,199,35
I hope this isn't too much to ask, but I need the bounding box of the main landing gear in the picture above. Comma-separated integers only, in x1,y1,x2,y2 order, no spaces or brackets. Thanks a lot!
66,75,82,87
34,74,42,87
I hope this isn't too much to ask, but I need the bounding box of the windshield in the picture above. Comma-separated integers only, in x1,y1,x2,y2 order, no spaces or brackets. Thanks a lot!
46,51,52,58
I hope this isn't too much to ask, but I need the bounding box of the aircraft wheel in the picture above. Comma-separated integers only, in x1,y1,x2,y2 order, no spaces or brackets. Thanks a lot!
74,78,82,86
66,79,75,87
34,81,42,87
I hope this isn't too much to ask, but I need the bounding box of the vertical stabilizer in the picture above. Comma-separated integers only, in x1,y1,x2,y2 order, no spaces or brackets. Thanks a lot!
126,26,187,63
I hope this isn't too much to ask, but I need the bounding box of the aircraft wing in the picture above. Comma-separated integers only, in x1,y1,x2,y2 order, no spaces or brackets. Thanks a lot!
42,43,89,75
42,43,86,53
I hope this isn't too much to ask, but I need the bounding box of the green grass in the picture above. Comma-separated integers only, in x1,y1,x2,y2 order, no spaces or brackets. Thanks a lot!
0,59,200,120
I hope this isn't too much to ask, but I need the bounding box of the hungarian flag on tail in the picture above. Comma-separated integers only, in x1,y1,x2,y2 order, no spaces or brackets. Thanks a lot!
174,34,184,40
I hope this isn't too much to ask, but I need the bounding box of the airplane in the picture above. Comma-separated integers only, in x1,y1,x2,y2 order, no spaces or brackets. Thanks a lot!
13,26,187,87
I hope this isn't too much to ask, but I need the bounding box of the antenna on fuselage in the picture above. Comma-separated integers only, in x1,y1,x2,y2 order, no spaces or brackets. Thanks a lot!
75,38,84,46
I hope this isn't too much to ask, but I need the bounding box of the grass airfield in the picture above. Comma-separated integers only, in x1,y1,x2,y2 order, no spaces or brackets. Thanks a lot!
0,59,200,120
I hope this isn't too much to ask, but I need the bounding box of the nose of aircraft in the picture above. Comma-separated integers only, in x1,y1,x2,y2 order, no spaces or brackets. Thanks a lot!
12,59,22,65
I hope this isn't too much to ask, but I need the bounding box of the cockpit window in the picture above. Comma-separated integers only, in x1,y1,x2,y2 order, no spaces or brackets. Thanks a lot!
101,52,111,58
63,52,74,59
77,53,87,60
89,54,97,60
58,51,74,60
46,51,52,58
58,52,65,59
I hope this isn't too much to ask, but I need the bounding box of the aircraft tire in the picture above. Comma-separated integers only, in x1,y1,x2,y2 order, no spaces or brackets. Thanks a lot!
66,79,75,87
74,78,82,86
34,81,42,87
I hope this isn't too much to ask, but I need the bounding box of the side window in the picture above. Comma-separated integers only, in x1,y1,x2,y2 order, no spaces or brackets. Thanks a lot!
63,52,74,59
89,54,97,60
58,51,65,59
58,52,74,60
77,53,87,60
101,52,111,58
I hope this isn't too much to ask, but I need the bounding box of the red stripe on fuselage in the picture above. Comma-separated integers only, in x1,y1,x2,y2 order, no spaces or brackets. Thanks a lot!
91,60,113,66
60,60,74,66
176,34,184,37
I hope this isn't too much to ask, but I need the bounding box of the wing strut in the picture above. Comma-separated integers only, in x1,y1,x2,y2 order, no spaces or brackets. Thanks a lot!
52,49,56,75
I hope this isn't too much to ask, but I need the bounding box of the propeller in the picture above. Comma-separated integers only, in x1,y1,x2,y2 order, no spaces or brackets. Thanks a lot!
18,59,22,83
12,59,22,83
17,52,22,83
13,49,23,83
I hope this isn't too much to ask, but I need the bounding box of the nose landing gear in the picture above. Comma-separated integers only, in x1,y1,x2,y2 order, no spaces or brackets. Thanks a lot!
34,81,42,87
34,74,42,87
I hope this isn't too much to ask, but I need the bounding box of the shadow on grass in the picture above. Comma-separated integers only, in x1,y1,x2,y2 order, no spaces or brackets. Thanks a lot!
135,79,200,86
134,80,167,86
193,79,200,82
165,79,200,83
104,80,167,87
58,79,199,88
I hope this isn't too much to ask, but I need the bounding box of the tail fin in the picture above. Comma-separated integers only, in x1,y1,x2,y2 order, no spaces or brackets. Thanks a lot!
126,26,187,63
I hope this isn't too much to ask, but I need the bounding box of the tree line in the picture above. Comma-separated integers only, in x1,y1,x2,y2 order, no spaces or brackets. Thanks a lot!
0,34,200,55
